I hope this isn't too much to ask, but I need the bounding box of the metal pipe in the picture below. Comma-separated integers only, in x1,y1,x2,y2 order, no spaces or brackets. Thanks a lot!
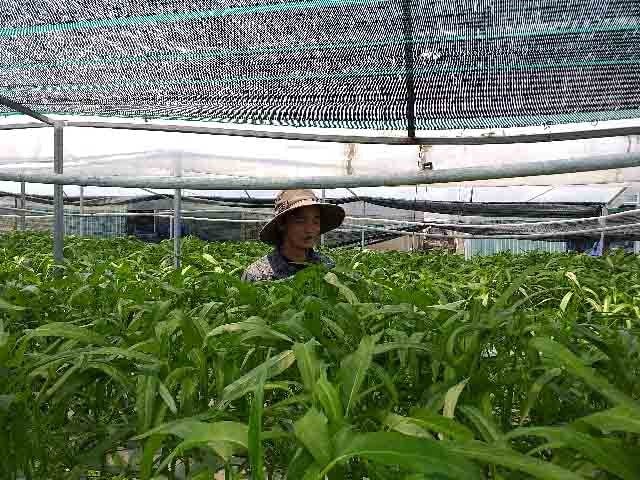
174,188,181,268
19,182,25,231
361,201,366,249
0,96,55,125
321,188,326,247
79,186,84,236
599,206,607,254
173,156,183,268
53,123,64,263
1,152,639,190
55,120,640,146
636,194,640,255
0,122,49,131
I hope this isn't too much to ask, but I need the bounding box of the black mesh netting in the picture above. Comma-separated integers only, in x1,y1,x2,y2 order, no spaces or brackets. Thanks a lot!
0,0,639,130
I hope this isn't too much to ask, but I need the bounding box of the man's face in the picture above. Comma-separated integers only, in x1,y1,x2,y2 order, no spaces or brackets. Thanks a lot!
283,205,322,250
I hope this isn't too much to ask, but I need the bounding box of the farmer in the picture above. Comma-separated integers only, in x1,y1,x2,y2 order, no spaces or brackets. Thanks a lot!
242,189,345,282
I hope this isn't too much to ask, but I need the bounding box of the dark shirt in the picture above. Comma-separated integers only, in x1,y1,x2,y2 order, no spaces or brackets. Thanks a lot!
241,248,335,282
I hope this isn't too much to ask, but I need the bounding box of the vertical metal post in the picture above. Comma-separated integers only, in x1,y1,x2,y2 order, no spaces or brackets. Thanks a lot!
599,206,607,255
635,194,640,255
79,185,84,236
320,188,326,247
13,197,18,230
361,201,366,249
19,182,25,231
53,122,64,263
174,189,182,268
173,155,182,269
153,209,157,235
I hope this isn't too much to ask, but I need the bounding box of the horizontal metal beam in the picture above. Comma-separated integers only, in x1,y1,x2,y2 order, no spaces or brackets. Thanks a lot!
0,119,639,145
0,152,639,190
0,96,55,126
0,122,50,131
61,120,640,145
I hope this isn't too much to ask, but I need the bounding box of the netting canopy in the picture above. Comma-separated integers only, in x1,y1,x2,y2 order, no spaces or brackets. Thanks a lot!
1,0,639,130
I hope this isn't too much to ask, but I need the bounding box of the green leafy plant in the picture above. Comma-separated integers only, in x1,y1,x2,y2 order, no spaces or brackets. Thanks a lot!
1,232,639,479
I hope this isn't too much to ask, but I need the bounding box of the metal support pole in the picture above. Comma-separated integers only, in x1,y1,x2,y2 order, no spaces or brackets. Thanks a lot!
320,188,326,247
173,154,183,268
153,209,157,235
79,186,84,236
174,189,182,269
635,194,640,255
361,201,366,249
599,206,607,254
53,123,64,263
19,182,25,231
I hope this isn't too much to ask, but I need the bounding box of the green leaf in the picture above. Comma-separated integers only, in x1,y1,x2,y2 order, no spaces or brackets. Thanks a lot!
373,342,431,356
577,406,640,434
338,335,378,416
520,368,562,425
294,408,333,466
286,448,316,480
293,341,322,393
158,381,177,415
506,426,640,480
25,322,106,345
386,410,474,441
324,272,359,304
137,375,157,432
89,346,160,364
319,432,481,479
530,337,640,412
490,266,536,312
449,440,583,480
220,350,296,406
135,419,248,446
559,291,573,312
458,406,503,443
249,371,266,480
86,362,133,391
313,375,344,427
443,378,468,418
42,360,83,400
0,298,25,311
206,318,292,344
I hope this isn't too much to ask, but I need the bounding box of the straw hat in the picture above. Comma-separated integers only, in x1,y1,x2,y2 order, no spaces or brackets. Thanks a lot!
259,189,345,245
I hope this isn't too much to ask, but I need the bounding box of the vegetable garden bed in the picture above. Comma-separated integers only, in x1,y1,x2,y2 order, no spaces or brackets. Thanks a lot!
1,233,639,479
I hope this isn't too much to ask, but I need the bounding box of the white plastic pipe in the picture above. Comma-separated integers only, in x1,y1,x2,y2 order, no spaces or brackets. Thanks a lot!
0,153,639,190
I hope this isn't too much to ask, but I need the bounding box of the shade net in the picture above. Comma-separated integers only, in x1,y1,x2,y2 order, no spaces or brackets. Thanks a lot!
1,0,639,130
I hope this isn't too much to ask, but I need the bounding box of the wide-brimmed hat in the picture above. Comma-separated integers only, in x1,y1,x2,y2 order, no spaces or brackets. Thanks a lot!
259,189,345,245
